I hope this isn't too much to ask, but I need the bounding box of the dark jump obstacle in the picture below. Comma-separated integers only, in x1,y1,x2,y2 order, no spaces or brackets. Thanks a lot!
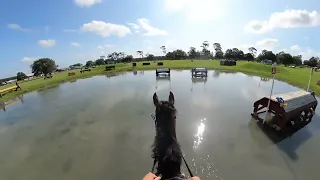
191,68,208,77
80,68,91,73
105,65,116,71
156,68,170,76
68,72,76,76
251,90,317,135
220,59,236,66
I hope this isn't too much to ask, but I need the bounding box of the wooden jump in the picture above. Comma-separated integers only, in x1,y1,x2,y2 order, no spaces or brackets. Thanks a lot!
191,68,208,77
0,82,21,98
80,68,91,73
44,74,53,79
220,59,236,66
156,68,170,76
251,90,317,133
105,65,116,71
68,72,76,76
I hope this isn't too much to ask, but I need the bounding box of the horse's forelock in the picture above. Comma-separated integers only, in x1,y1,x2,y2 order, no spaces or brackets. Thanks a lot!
156,101,176,113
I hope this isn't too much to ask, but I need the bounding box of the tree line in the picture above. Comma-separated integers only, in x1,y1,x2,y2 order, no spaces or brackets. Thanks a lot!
87,41,317,67
2,41,320,83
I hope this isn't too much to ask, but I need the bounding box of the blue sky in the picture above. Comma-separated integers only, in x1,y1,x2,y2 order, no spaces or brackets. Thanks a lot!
1,0,320,77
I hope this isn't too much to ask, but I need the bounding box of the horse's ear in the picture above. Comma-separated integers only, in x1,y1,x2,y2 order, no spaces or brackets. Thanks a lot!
169,91,175,104
153,92,159,106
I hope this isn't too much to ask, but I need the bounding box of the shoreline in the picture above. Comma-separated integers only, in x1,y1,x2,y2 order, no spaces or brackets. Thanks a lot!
0,60,319,102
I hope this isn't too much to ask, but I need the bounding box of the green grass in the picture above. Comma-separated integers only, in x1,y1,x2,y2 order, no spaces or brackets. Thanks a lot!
1,60,319,101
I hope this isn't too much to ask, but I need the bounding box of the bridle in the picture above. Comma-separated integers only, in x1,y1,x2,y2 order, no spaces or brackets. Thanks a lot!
151,113,194,178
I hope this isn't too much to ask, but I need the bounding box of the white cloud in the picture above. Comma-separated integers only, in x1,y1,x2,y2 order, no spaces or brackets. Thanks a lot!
277,48,288,53
297,48,320,60
273,45,320,60
38,39,56,47
245,9,320,33
127,23,141,33
8,24,29,32
74,0,101,7
256,38,278,50
21,57,38,63
70,42,81,47
290,45,301,51
128,18,167,36
127,23,140,30
81,20,131,37
236,44,253,53
97,44,113,49
164,0,225,22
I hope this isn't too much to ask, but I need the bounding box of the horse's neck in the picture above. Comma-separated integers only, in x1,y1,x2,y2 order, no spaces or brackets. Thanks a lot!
157,125,176,140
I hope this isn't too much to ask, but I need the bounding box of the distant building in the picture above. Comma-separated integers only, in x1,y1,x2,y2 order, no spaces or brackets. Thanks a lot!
6,79,16,84
26,73,34,77
261,59,273,64
70,65,82,69
23,73,36,81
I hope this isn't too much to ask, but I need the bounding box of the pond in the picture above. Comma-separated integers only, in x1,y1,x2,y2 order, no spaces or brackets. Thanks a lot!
0,70,320,180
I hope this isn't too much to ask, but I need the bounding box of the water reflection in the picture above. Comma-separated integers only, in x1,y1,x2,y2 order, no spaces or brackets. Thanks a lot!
1,70,320,180
191,77,207,91
248,118,313,161
261,77,270,81
0,95,24,112
258,77,270,87
133,70,138,76
37,84,61,92
106,72,126,78
155,76,171,90
69,79,77,83
213,70,220,78
212,70,237,78
193,118,206,149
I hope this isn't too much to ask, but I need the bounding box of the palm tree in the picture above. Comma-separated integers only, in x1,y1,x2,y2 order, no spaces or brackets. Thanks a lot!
137,51,144,58
248,47,257,57
201,41,210,58
118,52,125,62
202,41,209,50
160,46,166,56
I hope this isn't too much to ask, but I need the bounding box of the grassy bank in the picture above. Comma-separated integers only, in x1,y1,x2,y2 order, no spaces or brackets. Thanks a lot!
1,60,319,101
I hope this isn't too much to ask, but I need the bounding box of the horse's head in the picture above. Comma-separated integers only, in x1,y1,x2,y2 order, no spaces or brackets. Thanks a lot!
153,91,177,138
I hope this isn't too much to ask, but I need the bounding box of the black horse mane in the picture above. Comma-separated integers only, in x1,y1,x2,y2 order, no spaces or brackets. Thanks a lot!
151,99,184,179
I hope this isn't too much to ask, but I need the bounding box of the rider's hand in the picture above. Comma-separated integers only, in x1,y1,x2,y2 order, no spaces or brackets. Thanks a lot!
189,176,201,180
142,172,161,180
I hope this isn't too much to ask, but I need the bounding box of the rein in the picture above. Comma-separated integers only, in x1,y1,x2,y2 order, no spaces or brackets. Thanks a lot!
151,113,194,178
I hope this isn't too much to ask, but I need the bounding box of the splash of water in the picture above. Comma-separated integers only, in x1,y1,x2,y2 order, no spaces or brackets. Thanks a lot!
182,154,224,180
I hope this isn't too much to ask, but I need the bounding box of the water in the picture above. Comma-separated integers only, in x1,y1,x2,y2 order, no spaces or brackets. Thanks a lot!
0,70,320,180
